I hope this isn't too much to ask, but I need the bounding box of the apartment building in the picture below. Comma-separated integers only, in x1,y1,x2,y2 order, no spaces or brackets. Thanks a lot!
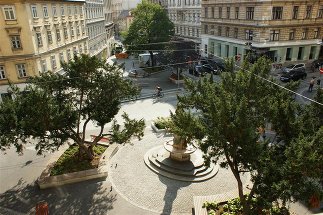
201,0,323,63
167,0,201,49
85,0,107,58
103,0,115,57
0,0,88,101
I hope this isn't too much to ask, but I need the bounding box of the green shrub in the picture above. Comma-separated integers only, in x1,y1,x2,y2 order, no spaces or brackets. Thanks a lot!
154,117,171,129
50,144,107,176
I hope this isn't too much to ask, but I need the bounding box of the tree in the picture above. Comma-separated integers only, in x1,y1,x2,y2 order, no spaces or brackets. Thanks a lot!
159,38,199,79
123,0,174,67
0,55,145,160
176,57,323,214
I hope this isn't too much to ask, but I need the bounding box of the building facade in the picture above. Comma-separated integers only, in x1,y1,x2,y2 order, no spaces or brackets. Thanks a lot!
167,0,201,49
85,0,107,58
0,0,88,101
201,0,323,63
103,0,115,57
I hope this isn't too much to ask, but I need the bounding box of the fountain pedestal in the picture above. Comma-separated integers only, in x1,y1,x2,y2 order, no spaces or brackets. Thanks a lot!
164,140,196,162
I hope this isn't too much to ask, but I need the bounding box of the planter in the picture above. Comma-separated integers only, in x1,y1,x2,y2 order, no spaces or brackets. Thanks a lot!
151,122,166,133
169,77,185,84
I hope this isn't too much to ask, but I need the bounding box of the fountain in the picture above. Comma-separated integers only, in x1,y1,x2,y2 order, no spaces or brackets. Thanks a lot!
144,134,218,182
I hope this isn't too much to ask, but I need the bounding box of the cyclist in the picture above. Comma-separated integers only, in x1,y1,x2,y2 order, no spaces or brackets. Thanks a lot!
156,85,162,97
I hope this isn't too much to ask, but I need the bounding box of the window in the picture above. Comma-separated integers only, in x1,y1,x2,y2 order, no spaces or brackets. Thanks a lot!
79,44,83,54
245,30,253,40
16,64,27,78
70,25,74,37
227,7,230,19
77,25,80,35
270,30,280,41
233,47,238,56
31,5,38,18
246,7,254,20
11,36,22,49
73,47,77,56
219,7,222,18
305,5,312,19
52,5,57,16
36,32,42,47
218,26,222,36
80,6,83,15
314,28,320,39
301,28,308,39
59,52,64,64
3,5,16,20
235,7,239,19
211,7,214,18
204,7,208,18
318,6,323,18
234,28,238,38
204,44,207,55
68,6,71,15
51,55,57,69
204,25,208,34
297,47,304,60
309,46,316,60
84,42,87,53
289,29,295,40
272,7,283,20
63,27,68,39
292,6,299,19
0,66,6,80
286,48,292,61
61,6,65,16
47,30,53,44
56,28,61,41
225,27,230,37
67,49,71,61
40,60,47,72
74,6,78,15
43,5,48,17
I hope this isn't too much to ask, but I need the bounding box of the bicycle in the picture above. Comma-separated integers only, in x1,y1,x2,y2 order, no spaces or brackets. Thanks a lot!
152,91,164,99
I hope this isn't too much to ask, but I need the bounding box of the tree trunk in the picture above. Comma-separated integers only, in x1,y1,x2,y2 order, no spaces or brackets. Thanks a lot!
149,51,154,67
78,142,94,160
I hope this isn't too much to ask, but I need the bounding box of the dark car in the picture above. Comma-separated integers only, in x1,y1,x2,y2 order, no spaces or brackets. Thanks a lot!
280,63,307,82
192,65,206,77
201,58,225,73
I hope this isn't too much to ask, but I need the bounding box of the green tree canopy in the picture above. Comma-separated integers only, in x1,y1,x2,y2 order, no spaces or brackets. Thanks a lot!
0,54,145,160
175,57,323,213
123,0,174,66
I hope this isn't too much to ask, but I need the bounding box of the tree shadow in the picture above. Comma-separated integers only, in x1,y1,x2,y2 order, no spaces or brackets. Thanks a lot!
158,174,191,215
0,178,116,215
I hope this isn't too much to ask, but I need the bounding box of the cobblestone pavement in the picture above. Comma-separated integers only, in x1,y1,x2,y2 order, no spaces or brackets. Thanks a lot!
108,128,249,215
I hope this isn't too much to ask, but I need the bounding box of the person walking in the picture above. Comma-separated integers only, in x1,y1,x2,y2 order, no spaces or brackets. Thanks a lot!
309,77,315,92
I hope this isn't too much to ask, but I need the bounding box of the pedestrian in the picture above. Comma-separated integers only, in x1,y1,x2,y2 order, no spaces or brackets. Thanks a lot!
115,163,117,168
309,77,315,92
132,61,135,68
110,186,113,192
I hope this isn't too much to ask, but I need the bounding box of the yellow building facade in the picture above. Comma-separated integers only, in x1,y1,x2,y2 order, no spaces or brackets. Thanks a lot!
0,0,88,100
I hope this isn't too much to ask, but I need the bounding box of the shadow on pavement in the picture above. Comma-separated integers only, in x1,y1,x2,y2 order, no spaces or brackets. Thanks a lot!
158,175,191,215
0,178,116,215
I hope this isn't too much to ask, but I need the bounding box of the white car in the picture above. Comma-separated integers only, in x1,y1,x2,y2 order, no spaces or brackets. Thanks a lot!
128,68,147,77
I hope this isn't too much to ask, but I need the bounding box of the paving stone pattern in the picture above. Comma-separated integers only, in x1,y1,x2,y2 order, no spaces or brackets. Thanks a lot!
109,129,249,215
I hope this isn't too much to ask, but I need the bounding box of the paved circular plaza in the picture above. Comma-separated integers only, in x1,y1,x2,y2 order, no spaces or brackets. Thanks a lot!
108,129,249,215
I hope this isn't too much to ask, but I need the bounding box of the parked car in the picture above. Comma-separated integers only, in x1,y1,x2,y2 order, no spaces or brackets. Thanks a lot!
128,68,147,78
190,65,206,77
201,58,225,72
280,63,307,82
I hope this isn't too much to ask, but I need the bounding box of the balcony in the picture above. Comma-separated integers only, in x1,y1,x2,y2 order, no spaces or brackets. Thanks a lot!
202,17,323,27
